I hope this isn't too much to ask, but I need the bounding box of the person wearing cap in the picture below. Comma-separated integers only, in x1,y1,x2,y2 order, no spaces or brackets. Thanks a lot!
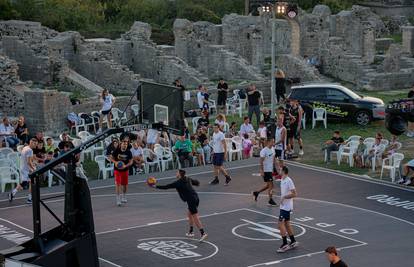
153,169,207,241
325,246,348,267
217,78,229,113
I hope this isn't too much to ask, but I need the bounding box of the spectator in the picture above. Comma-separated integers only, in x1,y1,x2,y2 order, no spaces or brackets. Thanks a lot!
146,128,159,151
289,99,304,156
240,116,255,136
247,84,262,127
197,111,210,131
45,137,57,155
217,78,229,113
174,134,193,168
397,159,414,185
0,117,19,149
58,133,74,151
130,140,144,174
278,105,294,155
214,114,226,131
105,138,119,157
353,137,366,168
191,135,204,165
261,107,271,124
197,85,205,111
275,69,287,103
35,132,44,143
257,121,267,147
325,246,348,267
173,78,186,91
98,89,115,133
159,131,170,148
202,86,209,112
274,116,287,176
33,140,46,163
383,135,398,158
14,116,29,145
322,130,345,163
242,133,252,159
196,128,211,164
364,137,382,168
228,122,238,138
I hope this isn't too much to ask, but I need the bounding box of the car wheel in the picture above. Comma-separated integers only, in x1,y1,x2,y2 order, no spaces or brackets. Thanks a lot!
355,111,371,126
385,115,407,136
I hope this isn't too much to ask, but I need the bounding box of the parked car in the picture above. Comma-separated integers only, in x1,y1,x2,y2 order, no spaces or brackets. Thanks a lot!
287,83,385,126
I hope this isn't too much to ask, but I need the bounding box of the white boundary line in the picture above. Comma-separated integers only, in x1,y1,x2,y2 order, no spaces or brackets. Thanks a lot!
286,161,414,193
98,257,123,267
0,163,259,203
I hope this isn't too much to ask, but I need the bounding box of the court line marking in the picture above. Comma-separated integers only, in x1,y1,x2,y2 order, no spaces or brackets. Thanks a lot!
0,163,259,203
96,208,246,235
286,161,414,193
136,236,218,262
0,217,123,267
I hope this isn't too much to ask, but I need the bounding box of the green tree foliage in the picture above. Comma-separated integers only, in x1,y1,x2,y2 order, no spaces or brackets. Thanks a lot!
0,0,18,20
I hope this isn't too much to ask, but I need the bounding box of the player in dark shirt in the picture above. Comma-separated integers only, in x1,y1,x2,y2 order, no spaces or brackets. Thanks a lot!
325,246,348,267
217,78,229,113
154,169,208,241
110,140,133,206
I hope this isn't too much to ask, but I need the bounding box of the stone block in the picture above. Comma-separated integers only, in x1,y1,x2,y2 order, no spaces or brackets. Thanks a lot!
402,26,414,56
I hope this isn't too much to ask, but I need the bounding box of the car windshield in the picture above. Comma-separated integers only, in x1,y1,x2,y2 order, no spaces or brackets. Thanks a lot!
340,86,361,99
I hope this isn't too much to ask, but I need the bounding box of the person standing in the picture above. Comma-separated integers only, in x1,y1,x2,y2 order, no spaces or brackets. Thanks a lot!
8,138,38,204
407,85,414,137
217,78,229,113
209,124,231,185
153,169,208,241
277,166,298,253
98,89,115,133
253,139,277,206
289,99,304,156
110,140,133,206
275,69,287,104
197,85,205,111
247,84,262,128
274,116,287,177
325,247,348,267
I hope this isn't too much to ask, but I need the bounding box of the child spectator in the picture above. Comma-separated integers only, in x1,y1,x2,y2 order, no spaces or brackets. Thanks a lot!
45,138,57,154
257,121,267,147
214,114,226,131
197,128,211,164
353,137,366,168
130,140,144,173
191,135,204,165
197,111,210,131
242,133,253,159
364,137,382,168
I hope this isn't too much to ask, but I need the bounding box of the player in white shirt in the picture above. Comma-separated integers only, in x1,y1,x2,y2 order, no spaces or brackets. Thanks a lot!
277,166,298,253
98,89,115,133
209,124,232,185
274,117,287,179
8,138,38,204
252,139,277,206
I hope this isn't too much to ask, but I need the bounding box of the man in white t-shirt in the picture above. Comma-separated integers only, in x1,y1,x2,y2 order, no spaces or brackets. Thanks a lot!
239,116,255,136
8,138,38,204
197,85,205,110
209,124,231,185
252,139,277,206
277,166,298,253
98,89,115,133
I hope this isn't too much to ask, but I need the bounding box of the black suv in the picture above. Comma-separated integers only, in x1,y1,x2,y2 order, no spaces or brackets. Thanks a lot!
288,83,385,126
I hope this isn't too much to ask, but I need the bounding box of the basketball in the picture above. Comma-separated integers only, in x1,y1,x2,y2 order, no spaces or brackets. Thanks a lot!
147,177,157,187
116,161,124,169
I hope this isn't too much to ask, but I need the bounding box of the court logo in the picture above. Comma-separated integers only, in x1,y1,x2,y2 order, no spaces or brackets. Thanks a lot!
232,219,306,241
137,237,218,261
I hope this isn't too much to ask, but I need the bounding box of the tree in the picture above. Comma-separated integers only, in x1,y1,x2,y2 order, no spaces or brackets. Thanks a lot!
0,0,18,20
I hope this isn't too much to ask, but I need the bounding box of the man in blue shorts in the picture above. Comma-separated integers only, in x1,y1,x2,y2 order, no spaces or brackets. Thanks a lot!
277,166,298,253
209,124,231,185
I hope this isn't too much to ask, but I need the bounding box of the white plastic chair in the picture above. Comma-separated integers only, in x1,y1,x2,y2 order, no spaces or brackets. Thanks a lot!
70,117,86,136
154,146,173,171
324,145,342,163
78,131,93,142
226,95,239,115
301,113,306,130
380,139,389,147
192,117,202,134
380,153,404,182
95,155,113,180
143,148,161,173
337,141,359,167
237,98,247,118
0,147,14,160
92,141,104,157
371,144,386,171
227,138,242,162
312,108,327,129
78,113,96,133
112,108,128,125
345,135,361,143
208,99,217,115
0,166,19,192
7,152,20,170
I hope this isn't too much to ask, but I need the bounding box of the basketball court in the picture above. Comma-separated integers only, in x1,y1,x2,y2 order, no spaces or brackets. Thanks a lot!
1,158,413,266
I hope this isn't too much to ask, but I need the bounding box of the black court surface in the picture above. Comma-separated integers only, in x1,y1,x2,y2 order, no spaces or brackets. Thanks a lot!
1,158,414,266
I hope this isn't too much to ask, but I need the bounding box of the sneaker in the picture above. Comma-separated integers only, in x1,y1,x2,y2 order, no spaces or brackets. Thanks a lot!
209,177,219,185
116,196,121,206
277,244,290,253
199,233,208,242
396,178,405,184
26,198,32,205
185,232,195,238
224,176,232,186
121,195,127,203
252,191,259,202
299,149,304,156
404,179,412,186
268,199,277,206
289,241,299,249
8,192,13,202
